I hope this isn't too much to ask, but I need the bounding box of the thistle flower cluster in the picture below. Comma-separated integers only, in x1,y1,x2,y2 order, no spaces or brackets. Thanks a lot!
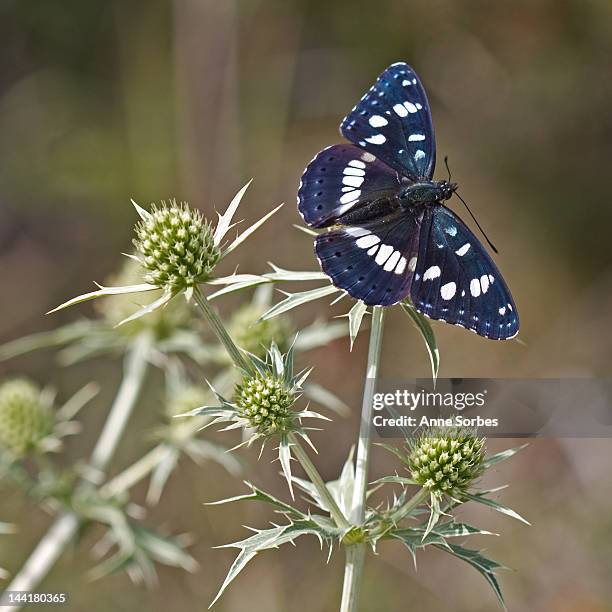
406,429,485,496
235,374,295,435
0,379,52,457
133,201,220,291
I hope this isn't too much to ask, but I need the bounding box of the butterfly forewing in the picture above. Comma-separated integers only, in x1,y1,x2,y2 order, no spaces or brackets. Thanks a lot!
315,210,423,306
298,144,400,229
340,62,436,181
410,206,519,339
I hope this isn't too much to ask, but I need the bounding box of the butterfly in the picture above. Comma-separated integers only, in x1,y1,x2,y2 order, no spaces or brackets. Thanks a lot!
297,62,519,340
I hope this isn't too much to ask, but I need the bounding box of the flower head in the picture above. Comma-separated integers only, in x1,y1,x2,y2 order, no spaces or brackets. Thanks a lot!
48,181,283,326
133,201,220,291
0,379,52,457
235,373,295,436
405,428,485,497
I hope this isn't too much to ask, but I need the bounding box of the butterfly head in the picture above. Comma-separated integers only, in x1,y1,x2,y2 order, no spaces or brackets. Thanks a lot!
439,180,458,201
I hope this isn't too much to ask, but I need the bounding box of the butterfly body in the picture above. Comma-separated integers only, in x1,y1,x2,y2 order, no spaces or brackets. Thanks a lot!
298,62,519,339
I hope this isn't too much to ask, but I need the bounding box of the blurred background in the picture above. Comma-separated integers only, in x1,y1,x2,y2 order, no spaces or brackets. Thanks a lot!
1,0,612,610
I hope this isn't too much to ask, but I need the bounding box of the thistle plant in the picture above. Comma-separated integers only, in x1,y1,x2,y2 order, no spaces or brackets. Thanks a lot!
0,166,527,612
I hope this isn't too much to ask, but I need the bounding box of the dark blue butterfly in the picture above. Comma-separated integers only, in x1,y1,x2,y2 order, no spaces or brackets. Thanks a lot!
298,62,519,340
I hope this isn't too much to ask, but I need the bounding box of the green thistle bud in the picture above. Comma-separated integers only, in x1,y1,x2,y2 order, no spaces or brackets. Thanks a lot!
227,305,294,360
0,379,53,457
235,374,295,436
406,428,485,496
133,201,221,291
95,258,190,335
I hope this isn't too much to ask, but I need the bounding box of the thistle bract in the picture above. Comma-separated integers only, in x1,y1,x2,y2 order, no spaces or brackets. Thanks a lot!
95,258,191,335
133,201,220,291
235,374,295,435
0,379,52,457
406,428,485,496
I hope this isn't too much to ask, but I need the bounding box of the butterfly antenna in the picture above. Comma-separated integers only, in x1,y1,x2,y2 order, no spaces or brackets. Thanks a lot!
455,191,499,254
444,155,452,182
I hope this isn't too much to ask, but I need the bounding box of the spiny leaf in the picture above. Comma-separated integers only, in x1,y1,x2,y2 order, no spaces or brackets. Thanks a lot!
482,444,528,469
260,285,339,320
223,203,284,257
347,301,368,351
401,301,440,384
433,543,508,610
47,283,158,314
213,179,253,247
463,492,530,525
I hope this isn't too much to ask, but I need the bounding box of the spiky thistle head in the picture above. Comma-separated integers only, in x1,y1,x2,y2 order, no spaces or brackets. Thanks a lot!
133,200,221,292
405,428,485,497
0,379,53,458
234,373,295,436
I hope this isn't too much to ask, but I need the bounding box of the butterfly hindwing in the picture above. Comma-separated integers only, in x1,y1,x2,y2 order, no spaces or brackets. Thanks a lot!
410,206,519,340
298,144,401,229
340,62,435,181
315,210,423,306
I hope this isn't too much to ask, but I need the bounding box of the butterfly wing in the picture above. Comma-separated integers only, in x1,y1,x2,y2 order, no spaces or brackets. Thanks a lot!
410,206,519,339
298,144,401,229
315,210,423,306
340,62,436,181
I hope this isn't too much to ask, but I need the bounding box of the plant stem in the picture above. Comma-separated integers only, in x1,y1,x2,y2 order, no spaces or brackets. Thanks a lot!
193,286,254,374
340,545,365,612
191,286,347,530
341,306,386,612
288,432,349,530
4,333,151,610
390,488,429,524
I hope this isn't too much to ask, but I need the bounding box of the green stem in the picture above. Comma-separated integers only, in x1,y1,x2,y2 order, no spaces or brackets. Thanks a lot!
288,432,350,531
192,287,347,531
390,488,429,525
340,306,386,612
193,286,254,374
3,333,151,611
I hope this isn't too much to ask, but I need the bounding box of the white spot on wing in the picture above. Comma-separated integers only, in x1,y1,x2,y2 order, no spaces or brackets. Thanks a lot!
361,152,376,162
408,256,417,272
395,256,407,275
365,134,386,145
342,175,364,188
369,115,388,128
455,243,470,256
440,281,456,300
498,306,506,315
480,274,489,294
414,150,426,161
423,265,441,281
408,134,426,141
470,278,481,297
348,160,366,169
393,103,408,117
339,190,360,204
343,167,365,176
356,235,379,249
404,101,418,113
375,244,394,265
345,227,369,238
384,250,401,271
